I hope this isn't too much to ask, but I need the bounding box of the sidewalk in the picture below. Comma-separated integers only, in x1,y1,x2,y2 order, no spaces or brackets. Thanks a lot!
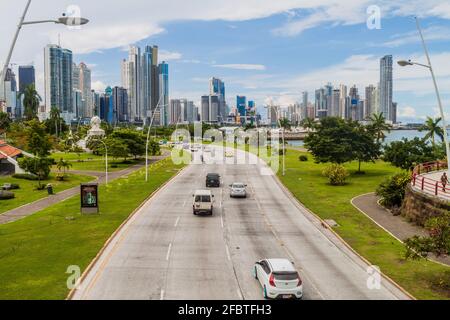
351,193,450,266
0,155,167,225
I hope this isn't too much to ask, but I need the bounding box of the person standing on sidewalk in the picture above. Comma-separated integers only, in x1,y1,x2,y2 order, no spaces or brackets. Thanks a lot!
441,172,449,192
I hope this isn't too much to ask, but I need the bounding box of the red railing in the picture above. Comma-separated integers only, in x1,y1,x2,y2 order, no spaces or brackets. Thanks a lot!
411,161,450,201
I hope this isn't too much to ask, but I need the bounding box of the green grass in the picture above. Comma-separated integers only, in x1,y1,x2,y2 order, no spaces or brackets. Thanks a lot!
51,152,143,172
0,157,186,300
275,148,450,300
0,174,93,214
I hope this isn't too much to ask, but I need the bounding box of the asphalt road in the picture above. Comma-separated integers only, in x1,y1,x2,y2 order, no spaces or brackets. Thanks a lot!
72,146,410,300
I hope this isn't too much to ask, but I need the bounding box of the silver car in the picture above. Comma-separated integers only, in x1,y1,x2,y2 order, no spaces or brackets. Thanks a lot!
229,182,247,198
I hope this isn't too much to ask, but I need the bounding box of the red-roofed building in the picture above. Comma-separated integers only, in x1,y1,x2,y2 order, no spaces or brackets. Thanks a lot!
0,140,24,174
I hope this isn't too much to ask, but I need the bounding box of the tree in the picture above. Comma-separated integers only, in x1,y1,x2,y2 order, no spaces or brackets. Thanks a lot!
49,106,62,137
367,113,391,143
376,172,411,209
56,158,72,176
106,138,129,160
0,112,11,133
110,129,145,159
279,118,291,131
300,118,316,132
419,117,444,150
304,117,356,164
25,120,52,157
147,139,161,156
405,212,450,260
18,157,53,187
20,84,41,121
383,137,437,170
352,124,382,173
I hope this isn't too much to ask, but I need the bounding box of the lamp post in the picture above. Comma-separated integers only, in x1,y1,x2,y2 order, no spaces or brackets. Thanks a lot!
1,0,89,99
92,139,108,185
397,17,450,174
145,95,168,182
265,104,286,176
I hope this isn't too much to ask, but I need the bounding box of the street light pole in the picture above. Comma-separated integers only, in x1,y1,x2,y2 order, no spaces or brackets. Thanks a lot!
416,17,450,174
399,17,450,174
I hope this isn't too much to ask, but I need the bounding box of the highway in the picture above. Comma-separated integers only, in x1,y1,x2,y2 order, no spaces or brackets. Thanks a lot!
71,146,410,300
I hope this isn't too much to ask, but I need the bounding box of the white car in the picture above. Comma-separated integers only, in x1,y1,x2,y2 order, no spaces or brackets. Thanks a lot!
253,259,303,300
192,190,214,216
229,182,247,198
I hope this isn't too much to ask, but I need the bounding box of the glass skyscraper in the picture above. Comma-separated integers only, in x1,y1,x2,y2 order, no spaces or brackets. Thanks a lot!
159,61,169,126
44,44,73,120
380,55,393,122
18,65,35,93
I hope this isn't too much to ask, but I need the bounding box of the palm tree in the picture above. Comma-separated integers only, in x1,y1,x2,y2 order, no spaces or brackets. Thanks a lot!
368,113,392,143
56,158,72,179
300,118,315,132
50,106,61,137
419,117,444,149
20,84,41,121
279,118,291,131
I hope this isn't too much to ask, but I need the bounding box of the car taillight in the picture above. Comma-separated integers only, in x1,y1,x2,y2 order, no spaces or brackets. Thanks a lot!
297,278,302,286
269,274,276,287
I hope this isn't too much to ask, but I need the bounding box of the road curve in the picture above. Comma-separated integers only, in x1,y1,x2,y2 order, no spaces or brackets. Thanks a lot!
71,146,410,300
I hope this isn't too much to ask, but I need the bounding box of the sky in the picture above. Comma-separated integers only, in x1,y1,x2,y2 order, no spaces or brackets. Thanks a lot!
2,0,450,123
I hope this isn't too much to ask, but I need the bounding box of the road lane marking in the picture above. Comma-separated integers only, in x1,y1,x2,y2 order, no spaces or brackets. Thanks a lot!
220,215,224,229
225,245,231,261
160,290,165,300
174,216,180,228
182,199,187,207
166,243,172,261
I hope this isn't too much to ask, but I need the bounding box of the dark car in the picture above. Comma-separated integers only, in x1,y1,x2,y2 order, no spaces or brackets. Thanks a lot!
206,173,221,188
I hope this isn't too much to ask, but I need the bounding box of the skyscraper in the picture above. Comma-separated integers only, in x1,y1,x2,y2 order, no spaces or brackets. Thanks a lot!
159,61,169,126
339,84,347,119
44,44,73,122
330,89,340,117
113,86,128,123
18,65,35,93
301,91,309,120
142,46,153,123
365,85,376,119
315,88,327,118
237,96,246,117
201,95,210,122
209,77,226,121
380,55,393,122
169,99,182,125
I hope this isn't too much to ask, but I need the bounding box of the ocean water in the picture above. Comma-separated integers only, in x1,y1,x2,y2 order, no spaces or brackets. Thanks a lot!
287,130,430,147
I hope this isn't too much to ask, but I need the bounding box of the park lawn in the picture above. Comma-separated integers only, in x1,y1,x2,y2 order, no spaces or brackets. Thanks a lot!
51,152,143,172
277,148,450,300
0,173,94,215
0,157,186,300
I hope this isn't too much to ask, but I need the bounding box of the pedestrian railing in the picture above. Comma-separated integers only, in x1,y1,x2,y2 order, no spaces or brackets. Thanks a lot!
412,161,450,200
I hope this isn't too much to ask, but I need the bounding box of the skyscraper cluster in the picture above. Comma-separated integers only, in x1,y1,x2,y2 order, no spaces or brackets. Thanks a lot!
308,55,396,124
121,45,169,126
200,77,228,124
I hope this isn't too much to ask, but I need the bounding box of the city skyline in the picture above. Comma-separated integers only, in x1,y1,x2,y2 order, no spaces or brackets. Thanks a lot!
2,1,450,123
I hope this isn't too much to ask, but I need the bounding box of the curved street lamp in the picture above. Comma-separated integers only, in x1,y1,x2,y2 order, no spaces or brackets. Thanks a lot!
1,0,89,92
397,17,450,175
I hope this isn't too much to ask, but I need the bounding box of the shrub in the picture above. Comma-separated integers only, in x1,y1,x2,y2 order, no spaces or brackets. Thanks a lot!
376,172,411,209
1,183,20,190
299,155,308,162
12,173,39,181
322,164,349,186
0,190,15,200
110,164,119,168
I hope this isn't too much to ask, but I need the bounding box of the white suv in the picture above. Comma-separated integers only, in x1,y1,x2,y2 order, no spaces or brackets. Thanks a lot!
192,190,214,216
253,259,303,299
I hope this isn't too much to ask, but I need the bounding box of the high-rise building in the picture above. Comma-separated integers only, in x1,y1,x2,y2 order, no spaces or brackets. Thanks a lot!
365,85,376,120
349,86,359,121
142,46,153,123
380,55,393,122
339,85,347,119
113,86,128,123
391,102,397,124
18,65,35,93
169,99,182,125
201,95,210,122
330,89,340,117
237,96,246,117
90,90,100,116
301,91,309,120
315,88,327,119
72,89,83,118
0,68,18,117
209,77,226,121
72,62,92,118
158,61,169,126
44,44,73,122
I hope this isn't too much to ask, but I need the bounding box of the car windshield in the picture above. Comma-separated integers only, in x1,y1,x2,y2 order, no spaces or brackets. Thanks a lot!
195,195,211,202
273,272,299,281
207,174,219,179
233,184,244,188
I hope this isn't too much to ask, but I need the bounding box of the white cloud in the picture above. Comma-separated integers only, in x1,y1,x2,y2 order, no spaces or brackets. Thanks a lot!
380,26,450,48
159,50,182,61
398,106,417,118
91,80,107,92
213,64,266,71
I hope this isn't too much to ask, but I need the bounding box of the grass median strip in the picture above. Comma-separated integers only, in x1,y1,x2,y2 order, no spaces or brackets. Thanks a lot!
277,148,449,300
0,157,185,300
0,173,94,215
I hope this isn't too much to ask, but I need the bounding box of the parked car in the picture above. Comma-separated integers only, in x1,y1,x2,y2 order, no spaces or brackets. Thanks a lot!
229,182,247,198
192,190,214,216
206,173,221,187
253,259,303,300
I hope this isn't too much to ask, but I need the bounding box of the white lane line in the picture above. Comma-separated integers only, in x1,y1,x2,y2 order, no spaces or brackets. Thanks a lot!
166,243,172,261
160,289,165,300
225,244,231,261
182,199,187,207
220,215,224,229
174,216,180,228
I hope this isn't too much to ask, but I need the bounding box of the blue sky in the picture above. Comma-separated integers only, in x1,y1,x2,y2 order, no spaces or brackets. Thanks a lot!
2,0,450,122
